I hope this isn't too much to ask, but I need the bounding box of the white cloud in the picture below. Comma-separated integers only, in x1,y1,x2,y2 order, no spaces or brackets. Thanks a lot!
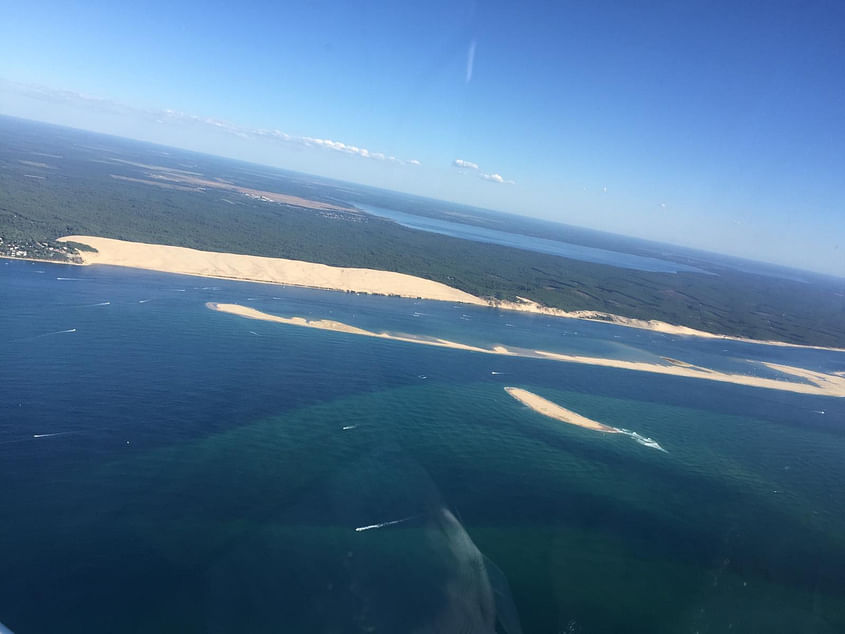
452,158,479,170
451,155,513,183
479,172,515,185
1,80,419,166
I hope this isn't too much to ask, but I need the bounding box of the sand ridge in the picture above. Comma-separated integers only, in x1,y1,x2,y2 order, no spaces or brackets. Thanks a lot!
209,303,845,398
492,297,845,352
504,387,620,432
49,236,845,351
57,236,486,305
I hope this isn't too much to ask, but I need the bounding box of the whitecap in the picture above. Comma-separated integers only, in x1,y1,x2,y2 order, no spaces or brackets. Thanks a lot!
618,428,667,452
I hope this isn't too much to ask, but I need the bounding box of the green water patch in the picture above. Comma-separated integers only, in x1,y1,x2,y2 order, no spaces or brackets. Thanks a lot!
6,380,845,632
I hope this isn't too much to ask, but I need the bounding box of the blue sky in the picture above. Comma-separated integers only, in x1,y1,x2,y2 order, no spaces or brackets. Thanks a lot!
1,0,843,275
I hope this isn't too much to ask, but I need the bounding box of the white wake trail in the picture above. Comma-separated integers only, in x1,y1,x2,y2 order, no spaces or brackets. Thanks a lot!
355,515,417,532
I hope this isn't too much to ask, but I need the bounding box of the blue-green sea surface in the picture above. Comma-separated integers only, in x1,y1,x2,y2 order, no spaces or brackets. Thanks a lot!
2,259,845,633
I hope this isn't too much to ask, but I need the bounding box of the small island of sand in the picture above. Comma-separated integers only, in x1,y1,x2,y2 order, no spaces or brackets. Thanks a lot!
208,303,845,398
504,387,620,432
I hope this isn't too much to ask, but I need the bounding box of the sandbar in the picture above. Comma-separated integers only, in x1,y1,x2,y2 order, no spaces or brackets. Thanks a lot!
504,387,619,432
209,303,845,398
207,303,498,353
40,236,845,351
57,236,486,305
491,297,845,352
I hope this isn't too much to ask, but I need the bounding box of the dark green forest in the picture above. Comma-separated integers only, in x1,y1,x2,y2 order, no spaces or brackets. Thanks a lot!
2,117,843,347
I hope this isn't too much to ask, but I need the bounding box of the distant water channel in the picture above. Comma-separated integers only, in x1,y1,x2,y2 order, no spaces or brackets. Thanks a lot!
355,203,708,274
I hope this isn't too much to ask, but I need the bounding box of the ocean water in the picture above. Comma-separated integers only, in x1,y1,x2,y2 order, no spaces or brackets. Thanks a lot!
354,203,708,275
2,259,845,633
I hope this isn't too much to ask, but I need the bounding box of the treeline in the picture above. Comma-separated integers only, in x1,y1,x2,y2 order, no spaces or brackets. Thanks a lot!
1,117,843,347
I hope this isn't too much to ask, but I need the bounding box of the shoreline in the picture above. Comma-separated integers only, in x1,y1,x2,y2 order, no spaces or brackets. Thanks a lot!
1,254,84,266
490,296,845,352
55,236,486,305
209,302,845,398
5,237,843,352
504,387,620,432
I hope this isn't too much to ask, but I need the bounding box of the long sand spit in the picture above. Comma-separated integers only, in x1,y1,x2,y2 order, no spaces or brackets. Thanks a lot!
57,236,485,305
209,303,845,398
51,236,845,351
492,297,845,352
504,387,620,432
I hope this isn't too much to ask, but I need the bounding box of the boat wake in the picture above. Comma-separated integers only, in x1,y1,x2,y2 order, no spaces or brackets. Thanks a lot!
355,515,417,532
39,328,76,337
617,428,667,452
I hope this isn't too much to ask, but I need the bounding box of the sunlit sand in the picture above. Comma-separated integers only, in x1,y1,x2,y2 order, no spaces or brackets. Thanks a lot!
209,303,845,398
49,236,845,351
57,236,486,305
504,387,620,432
207,303,499,353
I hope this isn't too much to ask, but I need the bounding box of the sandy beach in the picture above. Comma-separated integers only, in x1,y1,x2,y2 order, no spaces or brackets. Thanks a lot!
492,297,845,351
57,236,486,305
505,387,620,432
209,303,845,398
46,236,845,351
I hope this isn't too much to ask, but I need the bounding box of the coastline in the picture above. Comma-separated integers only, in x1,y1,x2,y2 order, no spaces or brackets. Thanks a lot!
55,236,486,305
1,254,84,266
490,296,845,352
5,237,842,351
209,302,845,398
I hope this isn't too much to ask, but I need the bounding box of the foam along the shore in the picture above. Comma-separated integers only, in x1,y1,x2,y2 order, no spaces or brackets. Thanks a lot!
504,387,619,432
57,236,486,305
209,303,845,398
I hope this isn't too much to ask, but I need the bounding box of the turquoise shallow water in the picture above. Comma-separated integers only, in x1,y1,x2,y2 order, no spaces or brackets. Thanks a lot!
2,258,845,633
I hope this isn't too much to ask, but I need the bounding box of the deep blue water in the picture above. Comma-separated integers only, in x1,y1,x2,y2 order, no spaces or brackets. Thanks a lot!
2,259,845,633
355,203,709,274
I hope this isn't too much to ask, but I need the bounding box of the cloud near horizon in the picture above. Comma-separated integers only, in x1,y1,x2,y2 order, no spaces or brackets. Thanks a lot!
479,172,515,184
452,158,479,170
1,80,421,167
452,157,513,184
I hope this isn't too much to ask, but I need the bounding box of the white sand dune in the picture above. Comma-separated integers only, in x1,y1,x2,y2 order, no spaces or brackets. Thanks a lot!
57,236,486,305
50,236,844,351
